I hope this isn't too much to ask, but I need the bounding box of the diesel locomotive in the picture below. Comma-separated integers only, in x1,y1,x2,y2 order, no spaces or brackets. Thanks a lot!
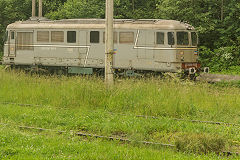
2,18,203,76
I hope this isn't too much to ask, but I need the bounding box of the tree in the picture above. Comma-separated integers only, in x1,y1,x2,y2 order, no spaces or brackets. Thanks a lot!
154,0,240,49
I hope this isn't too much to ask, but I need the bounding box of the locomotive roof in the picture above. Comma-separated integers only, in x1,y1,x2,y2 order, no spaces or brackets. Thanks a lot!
7,18,195,30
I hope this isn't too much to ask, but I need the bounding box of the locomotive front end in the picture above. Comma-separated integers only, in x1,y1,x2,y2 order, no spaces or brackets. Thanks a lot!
174,25,201,76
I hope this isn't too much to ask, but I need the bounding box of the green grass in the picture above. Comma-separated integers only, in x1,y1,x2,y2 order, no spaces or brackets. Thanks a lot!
0,125,225,160
0,67,240,159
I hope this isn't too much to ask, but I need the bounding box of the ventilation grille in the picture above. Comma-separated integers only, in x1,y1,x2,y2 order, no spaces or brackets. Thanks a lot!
17,32,33,50
119,32,134,44
51,31,64,42
37,31,49,42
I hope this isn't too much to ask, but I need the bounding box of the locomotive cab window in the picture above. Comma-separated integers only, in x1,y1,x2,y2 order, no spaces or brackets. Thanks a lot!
90,31,100,43
119,32,134,44
67,31,76,43
177,32,189,45
11,31,15,40
156,32,164,45
191,32,198,46
168,32,175,45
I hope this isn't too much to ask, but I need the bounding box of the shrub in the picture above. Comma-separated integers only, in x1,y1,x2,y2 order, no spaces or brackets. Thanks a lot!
199,45,240,73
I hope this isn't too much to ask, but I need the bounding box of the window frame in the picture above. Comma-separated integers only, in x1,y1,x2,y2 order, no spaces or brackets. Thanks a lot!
90,31,100,44
176,31,189,46
156,32,165,45
11,31,15,40
167,32,175,46
67,31,77,43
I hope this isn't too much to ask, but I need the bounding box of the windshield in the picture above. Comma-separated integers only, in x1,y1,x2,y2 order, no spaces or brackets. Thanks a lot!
168,32,175,45
177,32,189,45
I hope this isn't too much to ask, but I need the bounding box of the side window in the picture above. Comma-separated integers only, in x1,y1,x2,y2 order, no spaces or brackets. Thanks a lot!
11,31,15,40
51,31,64,43
168,32,175,45
119,32,134,44
67,31,76,43
90,31,100,43
17,32,33,50
191,32,198,46
156,32,164,45
37,31,49,42
177,32,189,45
103,32,118,43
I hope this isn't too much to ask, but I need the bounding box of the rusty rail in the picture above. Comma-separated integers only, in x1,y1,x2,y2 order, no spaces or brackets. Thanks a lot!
0,122,175,148
1,101,240,127
0,122,238,156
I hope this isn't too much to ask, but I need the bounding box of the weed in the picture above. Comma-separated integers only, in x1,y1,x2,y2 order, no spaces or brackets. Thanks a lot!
175,133,226,154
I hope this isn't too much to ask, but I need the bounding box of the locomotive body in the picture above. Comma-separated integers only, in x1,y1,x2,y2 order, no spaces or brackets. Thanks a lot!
3,19,200,75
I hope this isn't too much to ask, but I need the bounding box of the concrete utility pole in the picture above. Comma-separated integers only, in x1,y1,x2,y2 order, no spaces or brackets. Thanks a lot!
105,0,114,86
39,0,43,17
32,0,36,17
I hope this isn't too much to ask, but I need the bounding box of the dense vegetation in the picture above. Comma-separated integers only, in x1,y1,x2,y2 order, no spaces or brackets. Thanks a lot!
1,67,240,158
0,0,239,72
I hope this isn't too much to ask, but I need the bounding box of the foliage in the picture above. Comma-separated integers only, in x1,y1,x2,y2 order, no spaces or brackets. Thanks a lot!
199,46,240,72
45,0,156,19
0,51,3,60
0,0,31,53
0,0,66,54
155,0,240,49
46,0,105,19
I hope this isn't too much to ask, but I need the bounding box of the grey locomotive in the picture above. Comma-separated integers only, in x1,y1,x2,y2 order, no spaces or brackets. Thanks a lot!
2,18,201,76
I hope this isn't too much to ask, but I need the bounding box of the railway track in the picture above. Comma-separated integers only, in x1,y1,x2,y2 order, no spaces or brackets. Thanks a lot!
0,122,238,156
1,101,240,127
0,122,175,147
0,101,240,155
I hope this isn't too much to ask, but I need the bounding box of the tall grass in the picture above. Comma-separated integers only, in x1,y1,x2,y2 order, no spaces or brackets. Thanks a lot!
0,126,224,160
1,67,240,122
1,67,240,157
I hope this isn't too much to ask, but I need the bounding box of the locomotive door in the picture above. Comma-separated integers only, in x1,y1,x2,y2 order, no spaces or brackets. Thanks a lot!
8,31,16,57
137,30,146,59
137,30,154,59
78,30,89,66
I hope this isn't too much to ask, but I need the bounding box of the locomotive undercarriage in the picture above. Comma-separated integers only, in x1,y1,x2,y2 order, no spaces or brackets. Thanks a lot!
5,64,203,80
